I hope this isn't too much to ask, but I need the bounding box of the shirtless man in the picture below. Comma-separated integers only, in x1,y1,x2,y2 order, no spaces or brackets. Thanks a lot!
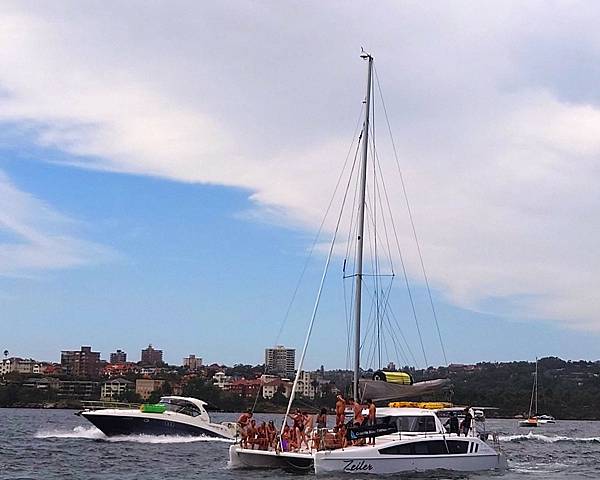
367,398,376,445
247,419,258,449
349,398,365,446
237,410,253,448
335,394,346,427
351,398,365,426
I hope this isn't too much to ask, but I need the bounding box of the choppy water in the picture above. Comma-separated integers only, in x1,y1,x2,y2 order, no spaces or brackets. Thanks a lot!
2,409,600,479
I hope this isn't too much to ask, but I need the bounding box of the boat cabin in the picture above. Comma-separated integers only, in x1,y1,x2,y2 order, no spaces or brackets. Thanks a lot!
159,396,210,421
346,407,447,442
375,408,445,434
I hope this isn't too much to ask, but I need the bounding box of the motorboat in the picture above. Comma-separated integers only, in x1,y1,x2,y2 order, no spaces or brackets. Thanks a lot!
79,395,237,439
229,406,507,473
228,51,507,475
537,414,556,424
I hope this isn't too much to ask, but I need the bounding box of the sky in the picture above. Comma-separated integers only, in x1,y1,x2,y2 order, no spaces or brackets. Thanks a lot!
2,1,600,369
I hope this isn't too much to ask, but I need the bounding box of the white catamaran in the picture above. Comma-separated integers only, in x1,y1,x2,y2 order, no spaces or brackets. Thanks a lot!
229,51,507,475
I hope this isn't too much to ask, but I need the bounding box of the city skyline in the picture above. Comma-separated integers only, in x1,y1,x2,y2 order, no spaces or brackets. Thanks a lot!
3,3,600,368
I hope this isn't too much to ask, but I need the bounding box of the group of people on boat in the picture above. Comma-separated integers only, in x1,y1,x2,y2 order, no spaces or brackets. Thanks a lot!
443,408,473,436
236,395,378,452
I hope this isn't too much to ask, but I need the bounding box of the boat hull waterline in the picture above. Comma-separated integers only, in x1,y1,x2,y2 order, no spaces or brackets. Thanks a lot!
82,411,233,438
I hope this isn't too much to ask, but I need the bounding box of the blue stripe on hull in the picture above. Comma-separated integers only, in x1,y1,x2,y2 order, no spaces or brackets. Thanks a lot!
82,413,226,438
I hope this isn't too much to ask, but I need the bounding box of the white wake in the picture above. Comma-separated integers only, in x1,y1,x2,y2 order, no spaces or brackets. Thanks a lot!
499,431,600,443
35,425,233,443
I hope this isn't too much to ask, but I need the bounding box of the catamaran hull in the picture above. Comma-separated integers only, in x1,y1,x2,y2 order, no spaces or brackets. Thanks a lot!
81,412,233,438
313,451,508,474
228,444,508,475
228,445,314,471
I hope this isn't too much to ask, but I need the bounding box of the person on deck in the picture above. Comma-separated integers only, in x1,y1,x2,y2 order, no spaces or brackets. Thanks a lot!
304,411,314,434
280,424,291,452
256,422,268,450
266,420,277,449
346,398,365,446
317,407,327,429
445,412,460,435
350,398,365,426
237,410,253,448
367,399,377,445
247,419,258,449
337,423,348,449
335,394,346,427
290,408,307,451
460,408,473,436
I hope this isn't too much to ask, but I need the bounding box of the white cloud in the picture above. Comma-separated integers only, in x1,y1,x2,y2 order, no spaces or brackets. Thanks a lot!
1,1,600,329
0,171,114,276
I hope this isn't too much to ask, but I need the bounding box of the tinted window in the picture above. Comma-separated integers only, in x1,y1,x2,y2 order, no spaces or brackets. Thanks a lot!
379,440,470,455
380,416,437,433
162,399,201,417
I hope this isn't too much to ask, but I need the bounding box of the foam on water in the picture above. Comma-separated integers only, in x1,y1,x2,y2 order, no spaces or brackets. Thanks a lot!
499,431,600,443
35,425,105,439
35,425,233,444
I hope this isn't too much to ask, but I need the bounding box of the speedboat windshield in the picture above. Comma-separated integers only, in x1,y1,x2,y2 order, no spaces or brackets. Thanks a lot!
159,397,202,417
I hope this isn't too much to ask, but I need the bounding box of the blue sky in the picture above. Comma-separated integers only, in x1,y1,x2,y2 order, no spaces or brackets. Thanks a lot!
2,1,600,368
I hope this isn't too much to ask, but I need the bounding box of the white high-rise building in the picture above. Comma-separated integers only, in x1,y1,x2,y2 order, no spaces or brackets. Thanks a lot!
265,345,295,378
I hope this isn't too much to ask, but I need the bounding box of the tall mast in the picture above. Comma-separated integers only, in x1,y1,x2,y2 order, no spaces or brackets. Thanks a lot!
535,357,538,415
353,51,373,400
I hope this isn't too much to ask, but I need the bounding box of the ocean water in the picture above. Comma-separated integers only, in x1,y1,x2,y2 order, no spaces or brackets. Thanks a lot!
1,409,600,479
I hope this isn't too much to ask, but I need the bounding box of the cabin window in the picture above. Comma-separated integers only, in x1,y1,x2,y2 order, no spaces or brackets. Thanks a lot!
379,440,470,455
162,400,201,417
380,415,437,433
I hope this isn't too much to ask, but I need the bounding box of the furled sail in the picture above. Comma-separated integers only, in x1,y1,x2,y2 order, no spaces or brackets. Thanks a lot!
359,378,452,403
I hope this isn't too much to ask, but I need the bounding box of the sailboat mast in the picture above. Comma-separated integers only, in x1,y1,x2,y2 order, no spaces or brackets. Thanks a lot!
535,357,538,415
353,52,373,400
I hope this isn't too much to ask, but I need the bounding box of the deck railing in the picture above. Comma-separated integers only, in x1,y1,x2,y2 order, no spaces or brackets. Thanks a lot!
80,400,141,410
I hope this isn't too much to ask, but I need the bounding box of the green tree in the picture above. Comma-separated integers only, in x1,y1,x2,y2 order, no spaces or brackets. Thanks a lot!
117,390,142,404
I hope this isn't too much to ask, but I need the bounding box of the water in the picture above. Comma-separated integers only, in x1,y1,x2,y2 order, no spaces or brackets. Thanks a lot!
2,409,600,479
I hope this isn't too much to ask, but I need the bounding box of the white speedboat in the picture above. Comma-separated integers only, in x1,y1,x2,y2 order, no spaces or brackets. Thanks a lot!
79,395,236,439
229,406,507,473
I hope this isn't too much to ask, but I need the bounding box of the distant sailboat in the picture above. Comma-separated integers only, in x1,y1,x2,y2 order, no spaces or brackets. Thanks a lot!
519,358,539,427
518,358,555,427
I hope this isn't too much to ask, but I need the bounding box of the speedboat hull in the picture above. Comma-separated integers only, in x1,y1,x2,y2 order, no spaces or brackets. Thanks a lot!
82,411,231,438
79,396,237,439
